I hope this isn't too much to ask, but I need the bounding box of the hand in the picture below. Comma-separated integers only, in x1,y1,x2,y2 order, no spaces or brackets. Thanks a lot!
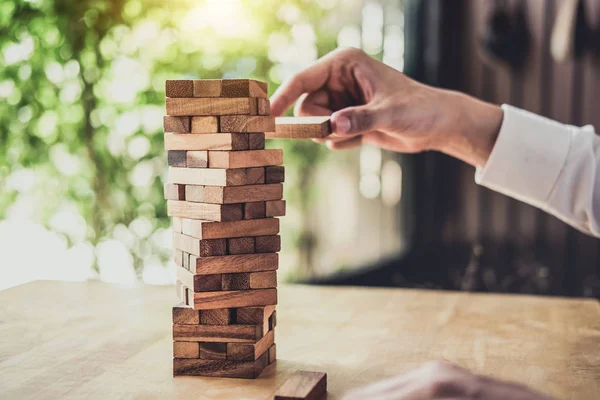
270,48,503,167
342,361,553,400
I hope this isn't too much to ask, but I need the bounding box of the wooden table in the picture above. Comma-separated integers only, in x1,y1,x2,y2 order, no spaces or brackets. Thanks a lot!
1,281,599,399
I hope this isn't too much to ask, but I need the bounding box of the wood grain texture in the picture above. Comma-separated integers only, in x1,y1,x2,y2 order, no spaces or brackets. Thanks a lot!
219,116,275,133
190,116,219,133
165,97,257,116
265,166,285,183
268,343,276,364
221,79,268,98
177,266,222,292
255,235,281,253
221,273,251,290
164,133,248,151
208,150,283,169
167,150,187,167
173,341,199,358
173,352,268,378
167,201,242,222
174,250,184,267
267,116,331,139
266,200,286,217
200,309,232,325
249,271,277,289
199,342,227,360
193,80,222,97
172,304,200,324
169,167,264,187
181,218,280,239
274,371,327,400
192,288,277,310
2,282,599,398
186,184,283,204
248,133,266,150
164,116,190,133
166,80,193,98
172,232,226,257
172,216,182,233
227,330,274,361
244,202,266,220
191,253,279,275
258,98,270,116
185,151,208,168
173,324,261,343
227,237,255,255
164,183,185,201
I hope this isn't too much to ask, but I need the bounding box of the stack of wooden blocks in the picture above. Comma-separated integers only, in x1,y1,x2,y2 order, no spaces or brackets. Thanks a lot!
164,79,284,379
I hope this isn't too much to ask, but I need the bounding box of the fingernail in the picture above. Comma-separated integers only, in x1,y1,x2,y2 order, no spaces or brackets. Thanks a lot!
335,116,351,134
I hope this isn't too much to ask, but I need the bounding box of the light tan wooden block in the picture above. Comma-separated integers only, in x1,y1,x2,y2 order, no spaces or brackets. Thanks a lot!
266,200,286,217
164,116,190,133
166,97,257,116
193,80,222,97
268,343,276,364
173,341,200,359
244,202,266,220
227,330,274,361
219,116,275,133
249,271,277,289
164,183,185,201
182,251,190,270
199,342,227,360
255,235,281,253
168,167,264,187
173,324,261,343
227,237,255,255
208,149,283,169
186,151,208,168
274,371,328,400
190,116,219,133
221,79,268,98
200,309,231,325
221,273,250,290
167,150,187,167
177,265,222,292
190,253,279,275
173,304,200,325
173,352,268,378
248,133,265,150
192,288,277,310
267,116,331,139
164,133,248,151
166,80,193,98
181,218,280,239
168,201,243,222
186,184,283,205
172,217,182,233
258,98,270,116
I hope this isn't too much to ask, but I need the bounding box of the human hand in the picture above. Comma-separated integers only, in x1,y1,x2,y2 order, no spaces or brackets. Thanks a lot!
270,48,503,167
342,361,553,400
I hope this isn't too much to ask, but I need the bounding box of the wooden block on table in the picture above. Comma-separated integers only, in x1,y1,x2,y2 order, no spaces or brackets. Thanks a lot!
193,80,222,97
164,116,190,133
200,309,232,325
258,98,270,116
174,249,184,267
164,133,248,151
190,253,279,275
173,323,261,343
227,237,255,255
167,150,187,167
186,184,283,205
166,80,193,98
255,235,281,253
248,132,265,150
219,116,275,133
190,116,219,133
173,304,200,325
267,116,331,139
172,217,182,233
270,310,277,330
166,97,258,116
244,202,266,220
221,273,250,290
268,343,276,364
227,329,274,361
192,288,277,310
164,183,186,201
221,79,268,98
208,149,283,169
168,167,264,187
173,341,200,359
173,351,268,378
274,371,328,400
265,166,285,183
181,218,279,239
266,200,286,217
249,271,277,289
173,232,226,257
199,342,227,360
167,200,242,222
182,251,190,270
177,265,222,292
186,151,208,168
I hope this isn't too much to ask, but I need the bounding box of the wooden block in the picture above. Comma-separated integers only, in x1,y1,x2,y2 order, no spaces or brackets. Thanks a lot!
186,151,208,168
177,266,222,292
193,80,222,97
274,371,327,400
174,249,184,267
200,309,232,325
227,330,274,361
173,341,200,359
267,116,331,139
164,183,186,201
173,304,200,325
266,200,286,217
190,116,219,133
173,232,227,257
167,150,187,167
173,352,268,378
221,79,268,98
265,166,285,183
258,98,270,116
173,324,261,343
236,305,276,327
219,116,275,133
186,184,283,205
270,310,277,330
199,342,227,360
172,217,182,233
255,235,281,253
192,289,277,310
221,273,250,290
208,149,283,169
167,201,242,222
227,237,255,255
248,133,265,150
244,202,266,220
168,167,264,187
164,133,248,151
164,116,190,133
249,271,277,289
166,80,193,98
190,253,279,275
268,344,276,364
184,287,193,307
181,218,279,239
182,251,190,270
166,97,257,116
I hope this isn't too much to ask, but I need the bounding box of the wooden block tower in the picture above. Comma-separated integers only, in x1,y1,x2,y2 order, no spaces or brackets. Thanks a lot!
164,79,284,379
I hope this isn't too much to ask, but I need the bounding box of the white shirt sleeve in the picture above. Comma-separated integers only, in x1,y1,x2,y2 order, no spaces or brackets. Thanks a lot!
475,104,600,238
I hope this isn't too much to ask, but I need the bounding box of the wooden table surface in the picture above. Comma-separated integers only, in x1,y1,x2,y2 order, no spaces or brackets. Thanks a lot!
1,281,599,399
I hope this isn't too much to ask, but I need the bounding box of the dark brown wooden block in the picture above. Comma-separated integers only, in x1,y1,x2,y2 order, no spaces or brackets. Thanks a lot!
193,80,221,97
186,151,208,168
265,166,285,183
244,202,266,220
164,116,191,133
199,342,227,360
255,235,281,253
166,80,193,98
228,237,255,255
265,200,286,217
190,253,279,275
177,265,222,292
173,341,199,358
219,116,275,133
221,79,268,98
173,324,261,343
181,218,279,240
167,201,243,222
167,150,187,167
274,371,327,400
249,271,277,289
173,304,200,325
192,289,277,310
221,273,250,291
166,97,258,116
200,309,231,325
236,305,276,331
173,232,227,257
173,351,268,378
227,330,274,361
248,133,265,150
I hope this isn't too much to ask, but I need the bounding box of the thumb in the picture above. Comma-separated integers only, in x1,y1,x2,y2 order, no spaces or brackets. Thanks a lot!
331,105,382,136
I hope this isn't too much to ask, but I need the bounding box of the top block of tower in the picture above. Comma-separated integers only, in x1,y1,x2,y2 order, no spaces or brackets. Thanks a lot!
166,79,268,99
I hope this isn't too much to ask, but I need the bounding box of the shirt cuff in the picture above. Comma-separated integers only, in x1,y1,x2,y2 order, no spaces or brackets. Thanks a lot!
475,104,572,209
